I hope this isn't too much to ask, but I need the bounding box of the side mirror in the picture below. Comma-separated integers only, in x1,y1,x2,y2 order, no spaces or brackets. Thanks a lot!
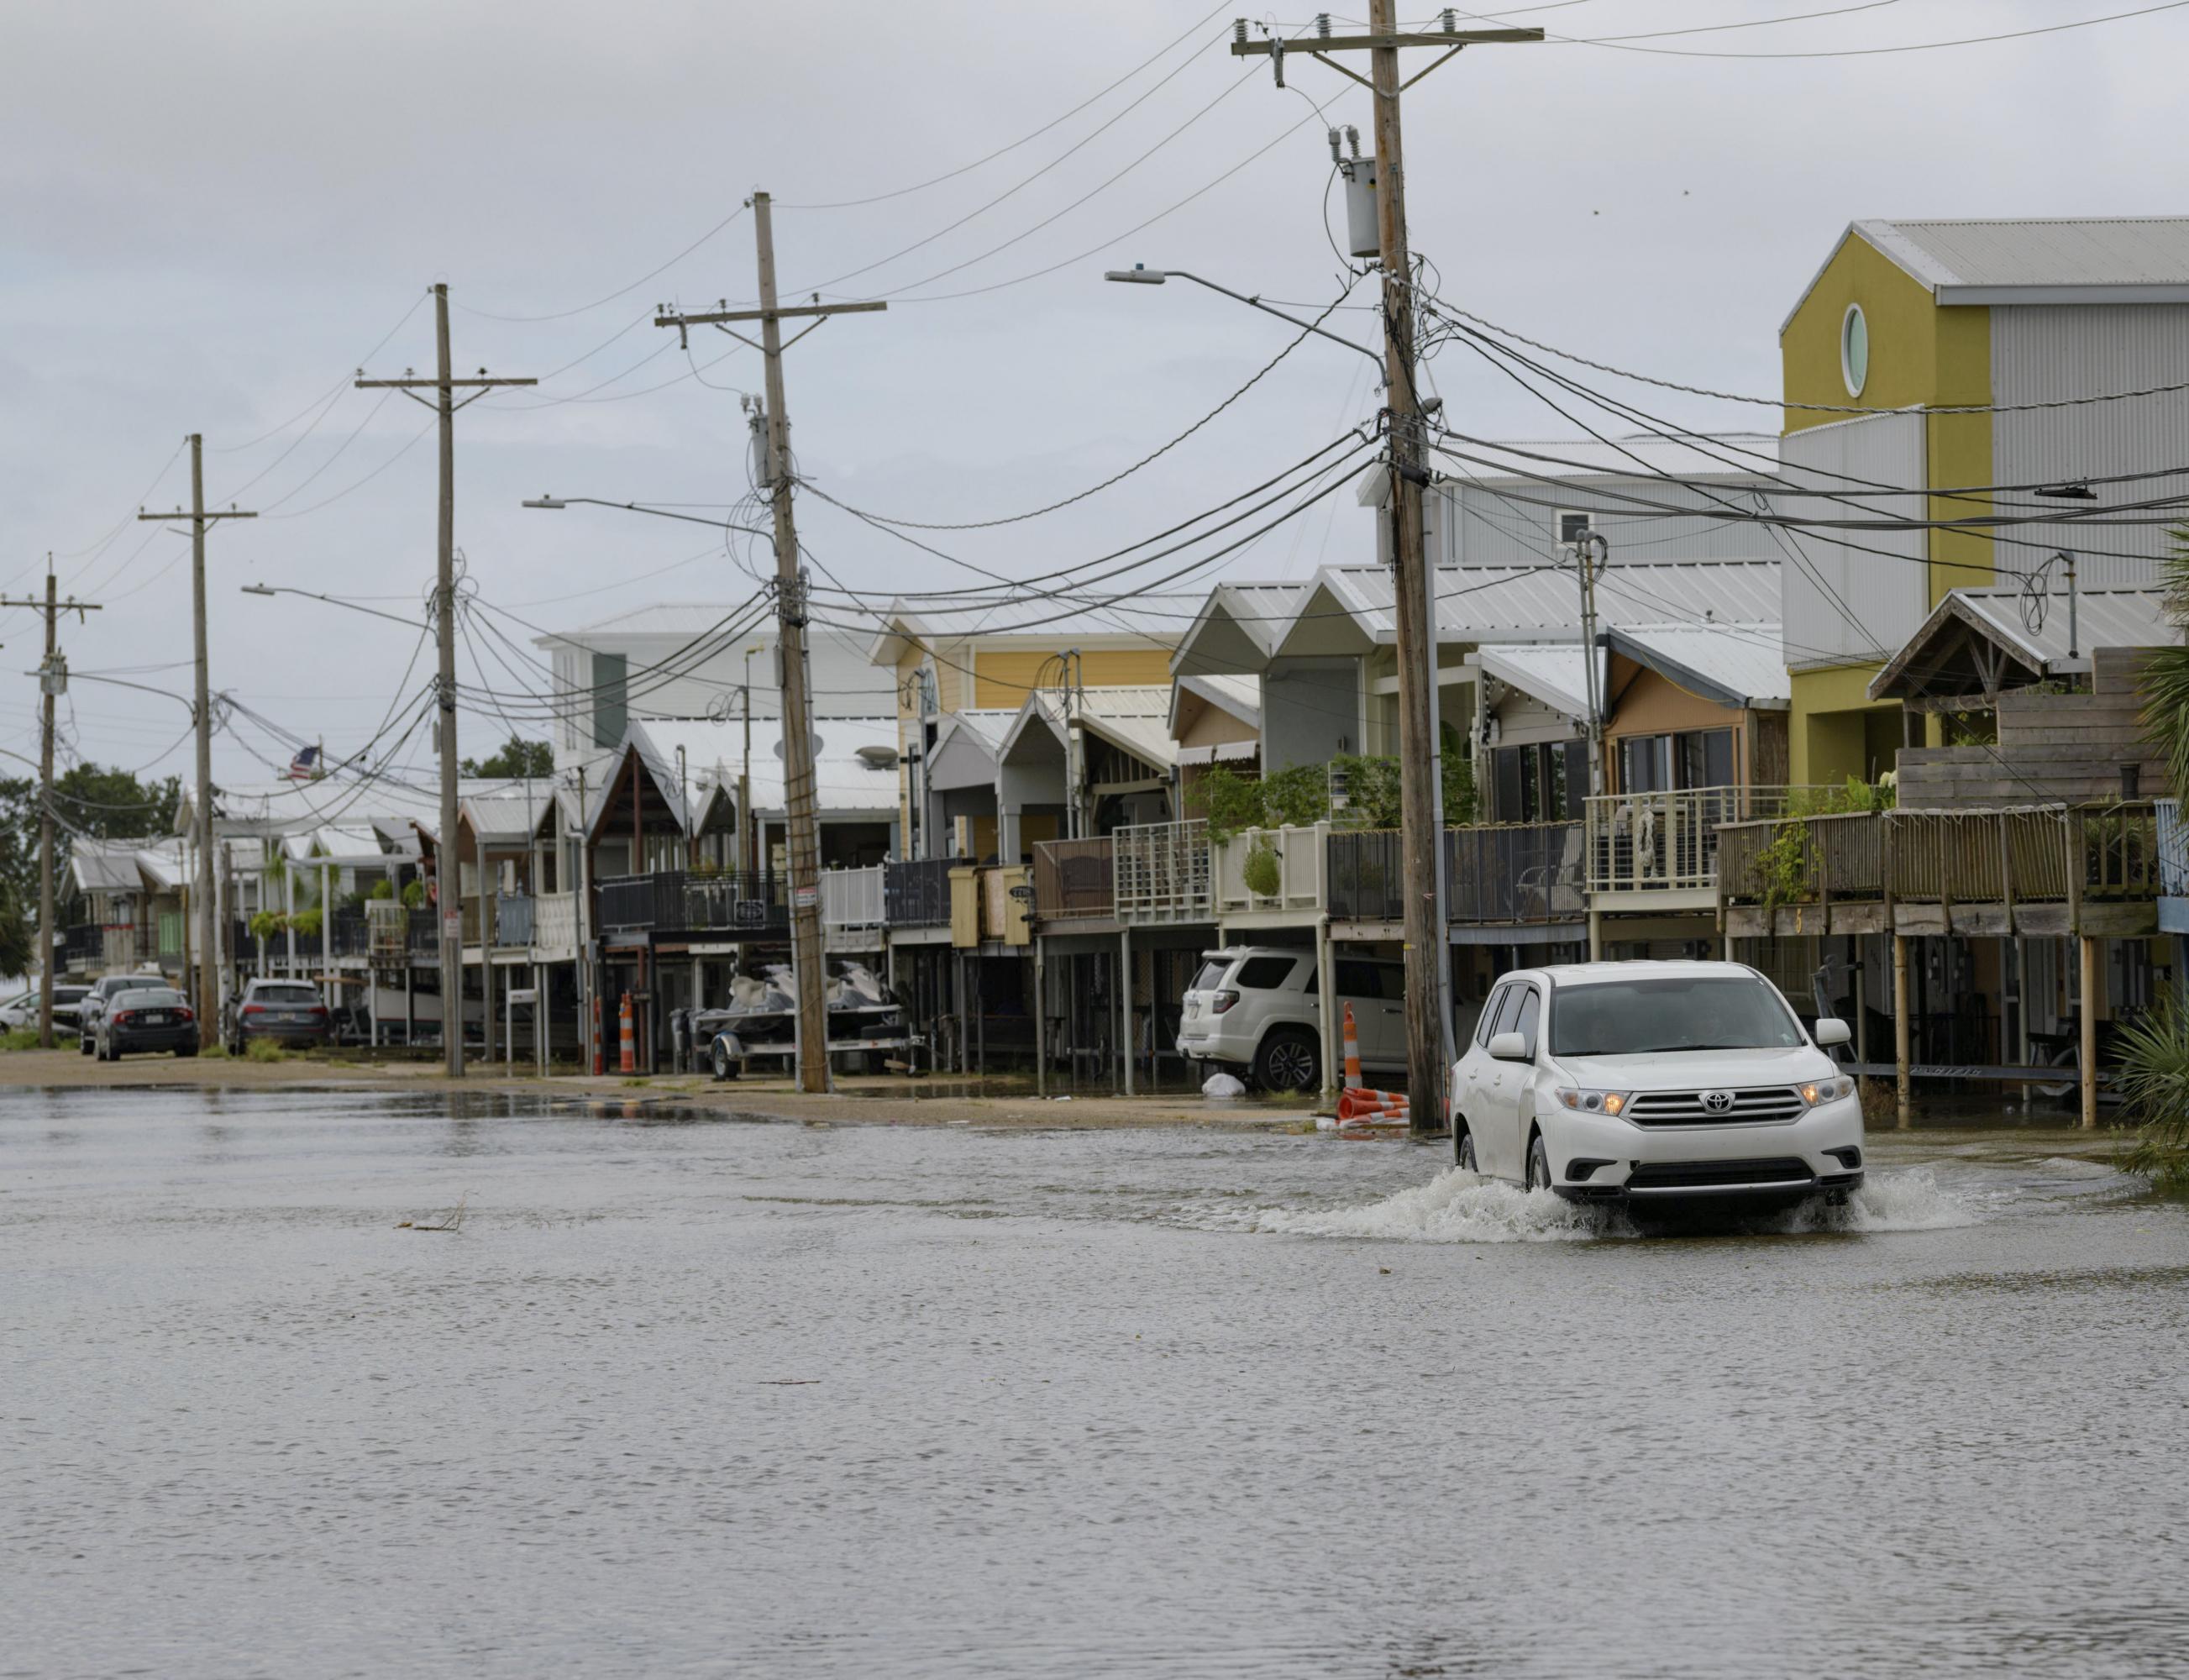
1814,1017,1851,1048
1488,1031,1530,1062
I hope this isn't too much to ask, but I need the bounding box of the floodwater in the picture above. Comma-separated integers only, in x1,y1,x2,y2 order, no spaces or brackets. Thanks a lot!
3,1088,2186,1679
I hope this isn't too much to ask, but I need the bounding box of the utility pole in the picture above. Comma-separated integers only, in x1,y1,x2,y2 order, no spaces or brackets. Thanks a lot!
1574,529,1609,797
139,435,254,1042
357,284,538,1078
1,560,102,1048
654,193,886,1095
1235,7,1539,1138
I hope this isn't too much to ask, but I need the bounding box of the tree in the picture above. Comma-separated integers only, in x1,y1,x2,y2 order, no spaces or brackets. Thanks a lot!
461,735,554,778
2124,530,2189,1182
0,883,30,981
0,764,179,930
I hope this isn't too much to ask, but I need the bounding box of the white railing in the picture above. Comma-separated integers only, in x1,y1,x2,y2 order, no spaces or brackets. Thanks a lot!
1115,818,1212,925
1212,822,1329,918
533,891,579,955
1585,786,1831,896
822,864,886,932
2159,798,2188,900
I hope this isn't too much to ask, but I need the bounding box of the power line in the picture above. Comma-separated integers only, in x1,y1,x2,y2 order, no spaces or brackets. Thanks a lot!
454,207,751,323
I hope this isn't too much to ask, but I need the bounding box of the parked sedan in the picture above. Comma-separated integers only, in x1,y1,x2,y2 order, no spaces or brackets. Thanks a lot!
95,986,201,1060
224,979,334,1054
80,973,171,1054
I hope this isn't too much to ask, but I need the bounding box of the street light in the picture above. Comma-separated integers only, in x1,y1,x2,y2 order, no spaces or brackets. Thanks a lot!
523,495,776,547
1103,265,1383,376
240,582,420,629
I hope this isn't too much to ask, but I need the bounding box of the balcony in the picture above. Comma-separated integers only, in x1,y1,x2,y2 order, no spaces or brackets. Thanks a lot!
1719,802,2160,939
2160,798,2189,934
408,906,438,958
1114,819,1211,926
1587,785,1829,905
1212,822,1328,923
948,864,1032,948
493,893,533,948
331,910,371,959
885,857,953,928
1032,837,1115,922
822,864,885,940
1446,820,1586,929
533,892,579,957
1326,829,1403,925
1719,810,1887,938
596,870,791,939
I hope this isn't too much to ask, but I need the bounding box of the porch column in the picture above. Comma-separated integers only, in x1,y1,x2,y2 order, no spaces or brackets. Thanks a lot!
2079,936,2099,1131
535,961,546,1078
285,866,297,976
1587,908,1603,962
1120,929,1133,1097
1034,937,1047,1098
1316,917,1336,1107
504,962,515,1068
478,835,496,1066
320,862,333,1006
1892,933,1912,1128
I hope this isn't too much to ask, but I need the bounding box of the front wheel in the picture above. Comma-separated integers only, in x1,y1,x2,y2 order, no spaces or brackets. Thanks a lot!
1526,1133,1552,1193
711,1038,738,1082
1252,1027,1320,1094
1455,1126,1478,1173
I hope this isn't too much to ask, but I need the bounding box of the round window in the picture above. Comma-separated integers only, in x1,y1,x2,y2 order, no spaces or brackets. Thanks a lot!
1841,302,1869,397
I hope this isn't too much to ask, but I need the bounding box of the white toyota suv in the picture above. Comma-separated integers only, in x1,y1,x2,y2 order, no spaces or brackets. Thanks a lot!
1450,960,1862,1210
1177,945,1404,1092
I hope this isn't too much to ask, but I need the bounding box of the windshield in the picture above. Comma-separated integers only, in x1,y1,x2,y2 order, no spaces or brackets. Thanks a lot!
1191,959,1232,991
1550,976,1803,1057
117,990,186,1009
254,984,322,1005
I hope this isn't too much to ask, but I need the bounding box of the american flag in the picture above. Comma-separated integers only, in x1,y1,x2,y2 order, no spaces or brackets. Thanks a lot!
286,744,320,782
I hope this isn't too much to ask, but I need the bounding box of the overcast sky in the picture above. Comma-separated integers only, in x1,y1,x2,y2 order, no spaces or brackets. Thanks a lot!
4,0,2185,790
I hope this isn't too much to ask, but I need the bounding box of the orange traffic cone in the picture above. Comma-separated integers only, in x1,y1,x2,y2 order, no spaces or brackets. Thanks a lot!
618,991,636,1074
1336,1087,1409,1127
1341,1002,1363,1090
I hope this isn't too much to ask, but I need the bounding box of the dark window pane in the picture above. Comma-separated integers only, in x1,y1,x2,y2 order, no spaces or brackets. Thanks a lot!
1476,985,1509,1046
1234,957,1298,990
1514,986,1541,1058
1545,743,1569,821
1495,748,1523,823
1519,745,1541,822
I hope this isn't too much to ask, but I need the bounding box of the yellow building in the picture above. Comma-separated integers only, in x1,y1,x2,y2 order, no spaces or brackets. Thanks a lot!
1777,217,2189,784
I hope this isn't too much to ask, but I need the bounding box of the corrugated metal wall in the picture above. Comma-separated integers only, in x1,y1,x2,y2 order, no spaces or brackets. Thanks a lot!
1442,477,1782,569
1773,411,1929,669
1992,305,2189,590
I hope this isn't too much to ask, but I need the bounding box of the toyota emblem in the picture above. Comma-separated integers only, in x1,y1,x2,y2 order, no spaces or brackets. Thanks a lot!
1700,1089,1736,1114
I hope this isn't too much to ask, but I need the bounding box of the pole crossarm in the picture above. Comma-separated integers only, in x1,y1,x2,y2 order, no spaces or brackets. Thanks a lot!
1230,29,1541,54
655,300,886,328
138,510,255,522
354,376,539,388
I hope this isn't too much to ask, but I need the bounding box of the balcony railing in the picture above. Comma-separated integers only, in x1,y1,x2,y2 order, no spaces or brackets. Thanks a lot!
885,857,953,927
1115,818,1211,926
1587,785,1830,896
1719,810,1887,911
596,869,791,937
494,892,533,948
2159,798,2187,900
533,892,579,954
62,923,100,965
1033,837,1115,921
1447,820,1586,925
1213,822,1328,918
408,906,438,958
598,871,687,932
331,909,372,958
822,864,885,933
1887,804,2158,908
1326,829,1403,922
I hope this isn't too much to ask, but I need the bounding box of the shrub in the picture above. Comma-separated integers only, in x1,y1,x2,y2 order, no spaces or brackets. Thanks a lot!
248,910,286,942
1241,843,1282,898
291,907,323,937
402,880,428,909
367,879,395,901
244,1037,291,1064
2114,990,2189,1189
1,1028,40,1053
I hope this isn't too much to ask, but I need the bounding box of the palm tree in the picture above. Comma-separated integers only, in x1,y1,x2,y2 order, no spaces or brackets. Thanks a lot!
2125,529,2189,1184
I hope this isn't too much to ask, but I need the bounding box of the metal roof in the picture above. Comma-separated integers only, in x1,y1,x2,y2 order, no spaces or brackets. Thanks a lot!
1611,622,1793,708
1168,580,1312,677
862,594,1199,666
998,685,1177,771
1787,218,2189,330
68,842,147,895
1171,674,1261,737
459,791,555,846
620,716,902,827
1474,643,1598,722
1868,583,2180,701
1270,560,1780,659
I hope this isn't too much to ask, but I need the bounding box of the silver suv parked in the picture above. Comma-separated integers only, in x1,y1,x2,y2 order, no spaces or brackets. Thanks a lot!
1176,945,1405,1092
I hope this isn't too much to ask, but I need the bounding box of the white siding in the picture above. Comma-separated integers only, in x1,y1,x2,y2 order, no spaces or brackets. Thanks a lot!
1991,304,2189,590
1774,411,1929,669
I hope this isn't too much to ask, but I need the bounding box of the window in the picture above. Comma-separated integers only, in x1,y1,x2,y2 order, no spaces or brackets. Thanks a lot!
1492,741,1590,822
253,983,323,1005
1556,510,1593,548
1549,976,1803,1057
592,652,628,748
1490,984,1528,1042
1841,303,1869,398
1193,959,1231,992
1513,987,1541,1059
1234,956,1299,990
1618,728,1735,795
1476,984,1510,1047
1335,958,1396,1000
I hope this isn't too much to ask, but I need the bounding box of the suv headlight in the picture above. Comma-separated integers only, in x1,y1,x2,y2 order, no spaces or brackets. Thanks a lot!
1799,1075,1855,1106
1555,1086,1632,1117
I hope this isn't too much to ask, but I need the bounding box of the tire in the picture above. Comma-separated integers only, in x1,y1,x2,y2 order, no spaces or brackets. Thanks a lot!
711,1038,738,1082
1526,1132,1552,1194
80,1035,94,1056
1455,1126,1478,1173
108,1047,123,1063
178,1044,198,1058
1252,1026,1320,1095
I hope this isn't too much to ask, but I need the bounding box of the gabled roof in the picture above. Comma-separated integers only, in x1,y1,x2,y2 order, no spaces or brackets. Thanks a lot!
862,595,1200,667
1868,583,2179,702
1472,643,1600,722
68,840,152,896
1168,580,1313,678
1608,622,1792,710
1169,674,1261,738
926,709,1019,792
1265,560,1781,661
459,790,554,848
612,716,903,831
1785,216,2189,331
996,685,1178,771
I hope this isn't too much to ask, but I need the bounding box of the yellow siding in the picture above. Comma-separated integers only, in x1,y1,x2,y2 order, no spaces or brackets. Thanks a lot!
972,647,1175,708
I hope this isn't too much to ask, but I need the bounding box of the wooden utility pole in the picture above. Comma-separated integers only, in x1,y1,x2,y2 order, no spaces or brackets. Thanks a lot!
357,284,537,1078
655,193,885,1095
1234,8,1539,1137
1,560,102,1047
139,435,254,1042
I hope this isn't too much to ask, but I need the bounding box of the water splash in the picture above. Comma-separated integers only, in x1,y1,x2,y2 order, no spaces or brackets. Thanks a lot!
1231,1168,1618,1243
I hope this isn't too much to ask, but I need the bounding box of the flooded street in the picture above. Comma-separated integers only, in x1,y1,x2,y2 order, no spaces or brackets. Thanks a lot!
4,1086,2186,1677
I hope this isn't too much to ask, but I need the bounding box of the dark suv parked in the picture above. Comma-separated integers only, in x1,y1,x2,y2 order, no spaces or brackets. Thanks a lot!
223,979,334,1055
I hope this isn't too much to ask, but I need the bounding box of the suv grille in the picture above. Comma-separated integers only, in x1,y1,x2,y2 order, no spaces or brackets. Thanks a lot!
1624,1085,1805,1126
1625,1158,1814,1192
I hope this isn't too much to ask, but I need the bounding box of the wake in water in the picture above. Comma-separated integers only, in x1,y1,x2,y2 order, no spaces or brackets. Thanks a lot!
1220,1165,1976,1244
